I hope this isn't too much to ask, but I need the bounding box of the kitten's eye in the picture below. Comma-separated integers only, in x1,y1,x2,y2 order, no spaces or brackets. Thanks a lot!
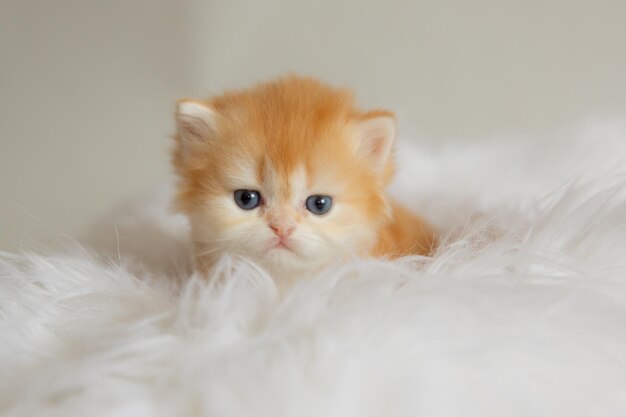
305,195,333,215
234,189,261,210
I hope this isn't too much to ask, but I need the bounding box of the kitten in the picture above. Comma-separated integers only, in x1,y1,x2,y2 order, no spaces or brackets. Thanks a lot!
172,76,436,280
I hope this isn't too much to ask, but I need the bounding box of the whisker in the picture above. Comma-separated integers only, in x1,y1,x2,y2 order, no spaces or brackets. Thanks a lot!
197,246,227,258
193,236,241,244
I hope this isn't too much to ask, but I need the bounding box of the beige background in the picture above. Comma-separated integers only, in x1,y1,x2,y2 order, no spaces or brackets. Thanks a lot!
1,0,625,250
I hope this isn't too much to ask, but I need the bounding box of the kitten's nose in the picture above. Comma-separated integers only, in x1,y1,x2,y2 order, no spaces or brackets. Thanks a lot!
269,223,295,239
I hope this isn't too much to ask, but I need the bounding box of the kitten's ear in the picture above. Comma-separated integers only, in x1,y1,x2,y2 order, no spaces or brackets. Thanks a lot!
353,111,396,171
175,99,218,148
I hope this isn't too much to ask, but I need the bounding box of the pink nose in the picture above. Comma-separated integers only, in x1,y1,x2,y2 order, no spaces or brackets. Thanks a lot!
269,224,295,238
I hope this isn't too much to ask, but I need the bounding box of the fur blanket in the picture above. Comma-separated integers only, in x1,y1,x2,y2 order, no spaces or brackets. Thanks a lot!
2,121,626,416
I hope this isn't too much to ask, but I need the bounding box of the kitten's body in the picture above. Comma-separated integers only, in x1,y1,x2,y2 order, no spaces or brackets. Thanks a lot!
173,76,436,280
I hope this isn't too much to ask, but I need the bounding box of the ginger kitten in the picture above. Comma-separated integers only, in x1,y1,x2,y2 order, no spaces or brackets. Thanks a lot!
173,76,436,280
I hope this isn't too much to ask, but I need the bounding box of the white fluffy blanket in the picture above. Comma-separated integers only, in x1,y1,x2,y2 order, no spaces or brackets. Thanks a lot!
3,122,626,416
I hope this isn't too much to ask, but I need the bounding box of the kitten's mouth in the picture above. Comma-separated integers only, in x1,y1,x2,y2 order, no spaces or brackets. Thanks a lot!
273,241,292,250
268,239,295,253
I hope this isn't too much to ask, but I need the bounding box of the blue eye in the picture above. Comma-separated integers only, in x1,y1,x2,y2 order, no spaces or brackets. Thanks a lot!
305,195,333,215
234,189,261,210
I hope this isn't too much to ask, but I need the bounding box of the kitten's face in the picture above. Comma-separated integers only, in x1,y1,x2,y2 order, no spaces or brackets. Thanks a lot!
173,77,395,276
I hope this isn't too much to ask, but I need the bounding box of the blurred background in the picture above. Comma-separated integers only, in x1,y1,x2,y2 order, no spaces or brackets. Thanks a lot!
1,0,625,250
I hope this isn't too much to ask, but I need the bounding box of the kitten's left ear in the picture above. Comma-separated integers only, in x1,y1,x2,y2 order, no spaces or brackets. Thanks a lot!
175,99,218,149
352,111,396,171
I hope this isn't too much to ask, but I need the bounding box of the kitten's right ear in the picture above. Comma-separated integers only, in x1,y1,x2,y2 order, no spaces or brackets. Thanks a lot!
175,99,218,148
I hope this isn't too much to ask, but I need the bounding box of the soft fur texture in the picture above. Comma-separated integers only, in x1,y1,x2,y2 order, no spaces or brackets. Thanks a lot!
173,77,435,282
2,120,626,416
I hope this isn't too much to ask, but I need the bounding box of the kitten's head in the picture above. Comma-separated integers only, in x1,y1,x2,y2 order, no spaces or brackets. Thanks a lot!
173,76,396,276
